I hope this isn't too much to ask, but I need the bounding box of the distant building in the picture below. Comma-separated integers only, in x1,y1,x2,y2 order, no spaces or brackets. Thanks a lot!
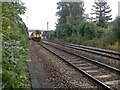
118,1,120,16
42,31,53,39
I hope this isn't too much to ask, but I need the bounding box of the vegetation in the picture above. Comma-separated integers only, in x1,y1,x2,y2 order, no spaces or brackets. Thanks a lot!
49,1,120,52
112,17,120,51
2,2,30,88
91,1,112,28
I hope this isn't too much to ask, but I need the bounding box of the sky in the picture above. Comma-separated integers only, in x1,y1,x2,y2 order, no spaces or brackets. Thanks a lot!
21,0,120,31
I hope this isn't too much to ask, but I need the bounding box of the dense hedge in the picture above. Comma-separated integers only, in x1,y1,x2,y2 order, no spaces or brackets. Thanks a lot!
2,2,30,88
49,17,120,51
49,2,120,51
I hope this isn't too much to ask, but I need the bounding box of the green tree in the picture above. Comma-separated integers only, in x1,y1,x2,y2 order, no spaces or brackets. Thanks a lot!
91,1,112,28
56,2,70,24
112,16,120,50
96,26,105,38
77,21,87,37
84,22,96,40
56,1,85,38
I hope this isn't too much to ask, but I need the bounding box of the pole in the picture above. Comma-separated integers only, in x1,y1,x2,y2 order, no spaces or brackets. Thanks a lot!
118,1,120,51
26,16,28,27
47,22,49,31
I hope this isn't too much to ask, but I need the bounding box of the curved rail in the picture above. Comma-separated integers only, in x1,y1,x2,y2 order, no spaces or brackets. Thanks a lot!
38,42,113,90
44,40,120,60
42,40,120,74
39,41,120,89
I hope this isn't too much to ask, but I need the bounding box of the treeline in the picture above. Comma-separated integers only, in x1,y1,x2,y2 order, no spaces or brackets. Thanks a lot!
2,2,30,88
49,1,120,51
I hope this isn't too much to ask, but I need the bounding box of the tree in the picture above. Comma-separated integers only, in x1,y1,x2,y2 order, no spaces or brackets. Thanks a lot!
112,16,120,50
56,2,70,24
91,1,112,28
84,22,96,40
77,21,87,37
56,1,85,38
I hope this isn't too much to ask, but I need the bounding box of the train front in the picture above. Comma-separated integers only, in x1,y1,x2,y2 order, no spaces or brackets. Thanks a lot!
32,30,42,41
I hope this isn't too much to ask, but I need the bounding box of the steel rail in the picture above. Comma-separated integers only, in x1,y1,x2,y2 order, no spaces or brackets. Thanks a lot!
42,41,120,74
44,40,120,60
65,44,120,60
38,42,113,90
67,43,120,55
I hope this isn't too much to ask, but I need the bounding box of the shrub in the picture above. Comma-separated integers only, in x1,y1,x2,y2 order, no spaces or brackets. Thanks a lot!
84,22,96,40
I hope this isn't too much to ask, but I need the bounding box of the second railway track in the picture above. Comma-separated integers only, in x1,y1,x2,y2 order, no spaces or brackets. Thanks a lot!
38,40,120,89
45,40,120,60
44,40,120,70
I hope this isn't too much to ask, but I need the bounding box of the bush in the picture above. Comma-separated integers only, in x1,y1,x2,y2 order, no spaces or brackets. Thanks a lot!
84,22,96,40
77,21,96,40
2,2,29,88
77,21,88,37
112,16,120,41
96,26,105,38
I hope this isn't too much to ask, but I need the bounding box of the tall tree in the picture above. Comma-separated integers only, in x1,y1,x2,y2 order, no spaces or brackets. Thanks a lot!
56,2,84,23
56,2,70,24
56,1,85,38
91,1,112,28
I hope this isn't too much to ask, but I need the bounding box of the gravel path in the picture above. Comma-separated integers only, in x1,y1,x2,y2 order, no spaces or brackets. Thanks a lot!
29,40,98,88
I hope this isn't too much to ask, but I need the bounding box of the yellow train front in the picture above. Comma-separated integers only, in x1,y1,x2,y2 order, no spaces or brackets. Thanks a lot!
32,30,42,41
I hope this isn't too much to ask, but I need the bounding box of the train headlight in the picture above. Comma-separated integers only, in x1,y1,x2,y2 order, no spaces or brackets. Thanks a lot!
40,34,42,37
34,34,36,37
37,34,39,38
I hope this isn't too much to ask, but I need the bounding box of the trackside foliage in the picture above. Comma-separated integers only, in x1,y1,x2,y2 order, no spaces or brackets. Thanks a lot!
2,2,30,88
48,1,120,51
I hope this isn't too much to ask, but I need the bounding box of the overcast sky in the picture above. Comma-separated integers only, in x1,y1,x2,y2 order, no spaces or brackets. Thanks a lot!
21,0,120,31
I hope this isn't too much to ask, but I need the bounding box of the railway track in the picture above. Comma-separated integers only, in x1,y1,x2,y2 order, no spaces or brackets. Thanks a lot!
38,40,120,89
43,40,120,69
45,40,120,60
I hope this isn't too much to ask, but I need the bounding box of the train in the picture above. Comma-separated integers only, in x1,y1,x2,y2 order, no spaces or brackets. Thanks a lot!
31,30,42,41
